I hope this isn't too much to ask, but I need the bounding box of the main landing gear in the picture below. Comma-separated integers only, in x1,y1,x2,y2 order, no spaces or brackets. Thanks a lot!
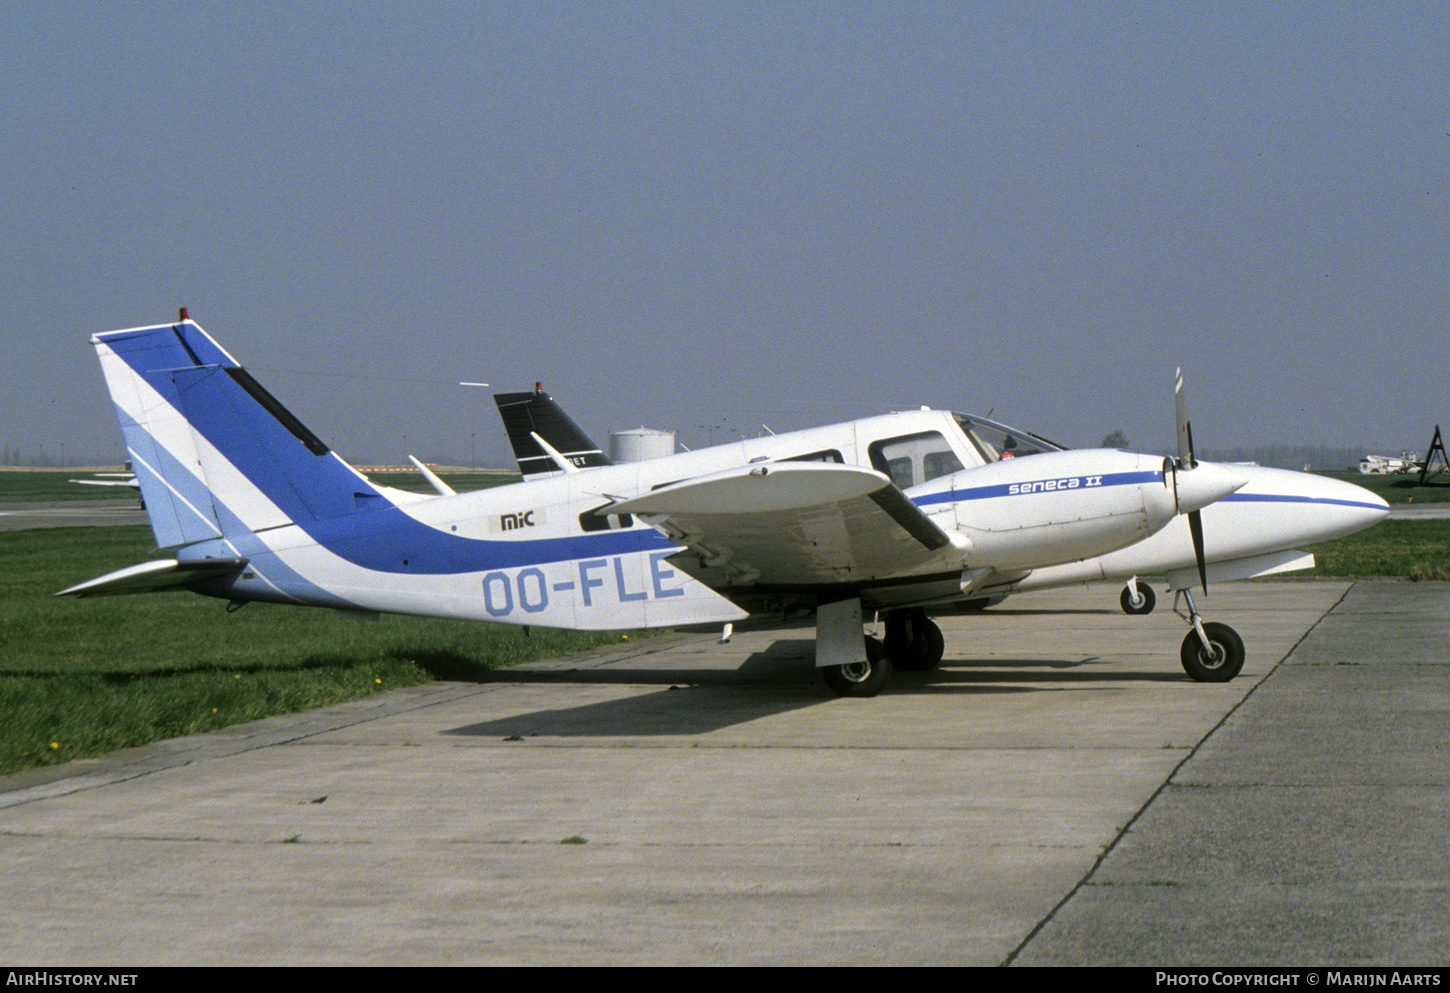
883,608,945,672
1174,588,1244,682
821,635,892,697
815,589,1244,696
816,598,891,698
816,602,946,697
1120,576,1156,615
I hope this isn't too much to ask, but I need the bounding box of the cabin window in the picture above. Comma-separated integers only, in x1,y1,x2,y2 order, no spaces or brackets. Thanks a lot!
868,432,963,489
781,449,844,464
579,506,634,532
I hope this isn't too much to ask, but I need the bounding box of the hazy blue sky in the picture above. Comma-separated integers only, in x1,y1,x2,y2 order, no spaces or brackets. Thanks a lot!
4,2,1446,466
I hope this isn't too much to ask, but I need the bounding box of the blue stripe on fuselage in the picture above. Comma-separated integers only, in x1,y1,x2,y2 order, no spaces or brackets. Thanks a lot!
299,505,676,574
910,470,1162,509
1221,492,1387,511
908,472,1384,514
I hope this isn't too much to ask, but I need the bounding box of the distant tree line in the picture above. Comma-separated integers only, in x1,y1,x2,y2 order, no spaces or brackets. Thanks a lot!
1197,445,1364,472
1096,431,1368,472
2,445,79,467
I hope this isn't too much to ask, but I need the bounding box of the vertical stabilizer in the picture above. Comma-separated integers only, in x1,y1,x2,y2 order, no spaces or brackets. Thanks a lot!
92,319,387,547
494,389,612,480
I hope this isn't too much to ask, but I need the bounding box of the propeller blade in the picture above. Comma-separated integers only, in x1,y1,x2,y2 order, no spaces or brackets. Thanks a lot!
1188,508,1208,592
1174,368,1195,468
1173,367,1223,592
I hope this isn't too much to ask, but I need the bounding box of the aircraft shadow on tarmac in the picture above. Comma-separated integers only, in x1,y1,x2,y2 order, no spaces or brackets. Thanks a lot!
443,637,1192,738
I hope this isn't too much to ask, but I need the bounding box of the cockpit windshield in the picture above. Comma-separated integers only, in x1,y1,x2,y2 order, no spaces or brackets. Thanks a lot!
952,413,1066,463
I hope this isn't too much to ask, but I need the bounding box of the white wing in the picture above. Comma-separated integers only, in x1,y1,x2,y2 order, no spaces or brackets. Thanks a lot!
604,462,953,588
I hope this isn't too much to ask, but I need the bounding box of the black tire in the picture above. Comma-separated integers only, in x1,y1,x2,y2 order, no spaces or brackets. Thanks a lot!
884,611,945,672
822,636,893,697
1180,622,1245,682
1120,584,1156,615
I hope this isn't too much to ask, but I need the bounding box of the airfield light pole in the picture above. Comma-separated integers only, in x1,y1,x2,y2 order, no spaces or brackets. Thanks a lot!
458,382,491,469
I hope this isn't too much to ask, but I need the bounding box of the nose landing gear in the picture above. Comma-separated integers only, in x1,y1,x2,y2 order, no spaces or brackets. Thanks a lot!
1173,588,1244,682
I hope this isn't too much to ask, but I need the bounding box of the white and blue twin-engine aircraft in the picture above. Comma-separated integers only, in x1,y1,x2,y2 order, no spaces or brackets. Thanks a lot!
61,316,1388,696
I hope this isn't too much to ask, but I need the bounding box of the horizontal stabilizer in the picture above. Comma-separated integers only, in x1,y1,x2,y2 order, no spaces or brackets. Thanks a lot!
68,477,140,489
56,557,247,598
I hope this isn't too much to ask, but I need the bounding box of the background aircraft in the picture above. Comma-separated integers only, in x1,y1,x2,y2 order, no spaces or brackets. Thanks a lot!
59,316,1384,696
68,471,140,490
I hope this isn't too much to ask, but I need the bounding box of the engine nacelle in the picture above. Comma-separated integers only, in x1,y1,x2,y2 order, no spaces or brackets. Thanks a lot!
946,449,1243,570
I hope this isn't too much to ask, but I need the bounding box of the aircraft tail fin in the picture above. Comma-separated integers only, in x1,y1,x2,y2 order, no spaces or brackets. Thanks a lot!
92,318,390,548
493,388,612,480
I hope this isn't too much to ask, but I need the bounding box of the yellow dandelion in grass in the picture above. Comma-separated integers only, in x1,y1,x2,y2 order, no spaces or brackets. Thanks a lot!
50,742,59,750
622,634,629,640
234,674,241,679
375,678,382,684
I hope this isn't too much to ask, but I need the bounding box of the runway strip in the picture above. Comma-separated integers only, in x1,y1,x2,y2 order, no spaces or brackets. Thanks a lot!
1388,504,1450,519
0,499,149,531
1,581,1443,965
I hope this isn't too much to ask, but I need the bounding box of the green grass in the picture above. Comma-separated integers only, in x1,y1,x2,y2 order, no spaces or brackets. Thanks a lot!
1302,520,1450,580
0,468,140,502
1316,470,1450,504
0,467,521,502
0,525,640,776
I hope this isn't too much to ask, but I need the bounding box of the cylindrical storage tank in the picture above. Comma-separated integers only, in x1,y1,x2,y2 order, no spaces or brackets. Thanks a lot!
610,428,676,463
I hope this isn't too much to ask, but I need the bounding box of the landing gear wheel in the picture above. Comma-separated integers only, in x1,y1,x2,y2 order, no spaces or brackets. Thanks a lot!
822,636,893,697
1180,622,1245,682
1121,584,1156,615
884,611,945,672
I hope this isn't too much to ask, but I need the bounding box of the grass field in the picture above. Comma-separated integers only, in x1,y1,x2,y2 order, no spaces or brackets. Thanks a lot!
1,465,520,501
1316,469,1450,505
0,523,643,776
1301,520,1450,581
2,468,1446,776
0,467,142,502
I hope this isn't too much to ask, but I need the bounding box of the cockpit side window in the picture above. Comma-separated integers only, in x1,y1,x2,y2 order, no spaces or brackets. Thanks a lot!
953,414,1064,462
868,432,964,489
